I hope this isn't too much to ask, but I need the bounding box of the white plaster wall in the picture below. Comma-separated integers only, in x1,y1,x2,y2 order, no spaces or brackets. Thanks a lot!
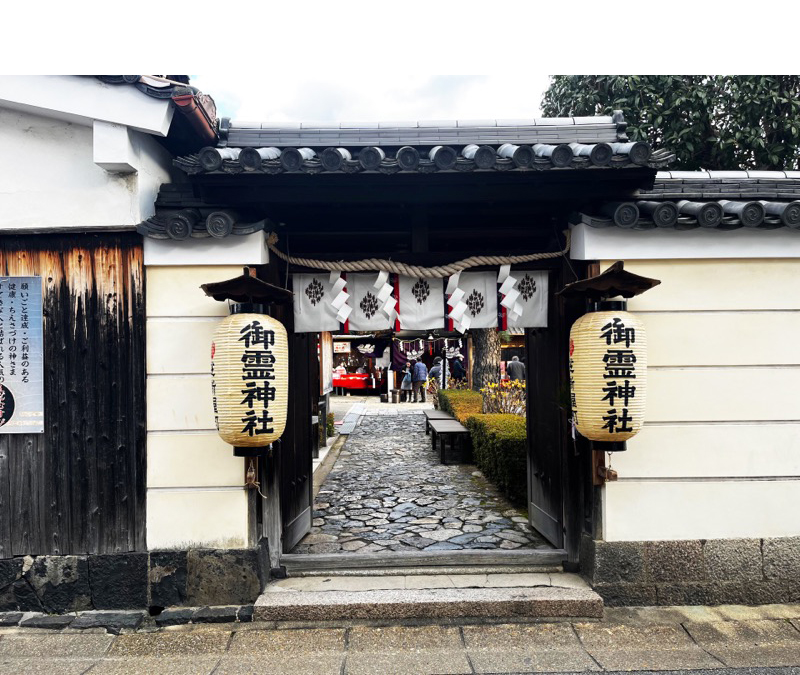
600,258,800,541
0,107,173,231
145,264,249,550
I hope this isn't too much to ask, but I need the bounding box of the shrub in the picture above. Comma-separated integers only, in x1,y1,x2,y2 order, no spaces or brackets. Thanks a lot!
326,412,335,437
466,414,527,505
438,389,482,423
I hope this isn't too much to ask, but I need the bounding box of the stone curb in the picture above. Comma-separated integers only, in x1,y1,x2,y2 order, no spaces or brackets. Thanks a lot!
0,604,255,633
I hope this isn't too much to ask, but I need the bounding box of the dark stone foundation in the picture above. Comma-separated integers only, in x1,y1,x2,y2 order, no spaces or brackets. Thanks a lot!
0,548,264,614
581,534,800,606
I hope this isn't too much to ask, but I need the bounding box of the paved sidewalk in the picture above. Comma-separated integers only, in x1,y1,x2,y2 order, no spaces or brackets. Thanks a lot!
1,604,800,674
293,410,549,554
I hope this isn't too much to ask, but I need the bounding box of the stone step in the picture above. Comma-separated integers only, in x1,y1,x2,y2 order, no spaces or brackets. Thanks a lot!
280,548,567,575
255,571,602,622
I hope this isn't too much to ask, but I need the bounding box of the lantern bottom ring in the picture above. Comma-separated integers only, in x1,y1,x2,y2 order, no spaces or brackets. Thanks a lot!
592,441,627,453
233,445,269,458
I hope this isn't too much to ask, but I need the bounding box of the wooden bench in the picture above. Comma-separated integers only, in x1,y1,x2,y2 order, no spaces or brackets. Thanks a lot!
423,409,453,434
428,419,472,465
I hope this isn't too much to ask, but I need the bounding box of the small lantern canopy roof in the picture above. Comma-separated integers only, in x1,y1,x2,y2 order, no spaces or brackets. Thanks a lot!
558,261,661,300
201,267,293,304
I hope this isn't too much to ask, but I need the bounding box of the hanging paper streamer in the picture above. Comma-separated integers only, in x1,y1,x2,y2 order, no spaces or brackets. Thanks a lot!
446,272,471,332
329,271,353,324
497,264,524,323
397,276,444,329
373,271,398,324
293,273,342,333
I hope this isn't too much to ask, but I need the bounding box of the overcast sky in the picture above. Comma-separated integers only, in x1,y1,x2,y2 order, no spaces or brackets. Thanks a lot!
191,73,553,124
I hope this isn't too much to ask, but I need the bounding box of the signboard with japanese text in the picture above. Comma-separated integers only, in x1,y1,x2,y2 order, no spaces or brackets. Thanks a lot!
0,277,44,433
333,341,350,354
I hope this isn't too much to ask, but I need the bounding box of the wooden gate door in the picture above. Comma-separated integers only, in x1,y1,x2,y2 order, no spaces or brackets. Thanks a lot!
526,259,592,558
526,264,569,549
279,332,317,552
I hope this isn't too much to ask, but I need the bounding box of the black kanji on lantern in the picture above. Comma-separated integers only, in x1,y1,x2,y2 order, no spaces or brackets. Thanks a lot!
602,349,637,379
602,408,634,433
240,380,277,407
238,321,275,348
518,274,537,301
466,289,484,317
601,380,636,407
411,279,430,304
305,278,324,306
360,291,379,319
241,408,275,436
241,350,277,380
601,317,636,348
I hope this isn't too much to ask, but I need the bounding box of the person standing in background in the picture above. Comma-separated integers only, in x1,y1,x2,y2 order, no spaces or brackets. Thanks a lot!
400,361,412,402
451,356,466,382
429,356,442,382
507,355,526,381
411,358,428,403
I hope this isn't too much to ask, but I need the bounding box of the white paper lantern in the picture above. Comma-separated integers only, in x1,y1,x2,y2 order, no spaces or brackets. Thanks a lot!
569,309,646,444
211,310,289,449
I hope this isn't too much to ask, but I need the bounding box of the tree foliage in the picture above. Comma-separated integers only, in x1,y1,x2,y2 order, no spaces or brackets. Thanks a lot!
541,76,800,170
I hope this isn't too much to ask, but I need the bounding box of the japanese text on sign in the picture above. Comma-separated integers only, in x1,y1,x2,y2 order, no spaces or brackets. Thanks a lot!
238,321,277,437
0,277,44,433
600,317,636,434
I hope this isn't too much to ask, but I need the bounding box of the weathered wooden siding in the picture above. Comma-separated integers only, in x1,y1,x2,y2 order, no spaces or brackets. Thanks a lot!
0,233,145,555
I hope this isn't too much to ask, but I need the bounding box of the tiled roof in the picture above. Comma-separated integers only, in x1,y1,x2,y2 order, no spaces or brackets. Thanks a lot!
173,113,674,175
576,173,800,231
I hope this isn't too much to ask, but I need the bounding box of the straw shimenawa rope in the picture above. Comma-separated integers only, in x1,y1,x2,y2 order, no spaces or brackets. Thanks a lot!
266,231,571,278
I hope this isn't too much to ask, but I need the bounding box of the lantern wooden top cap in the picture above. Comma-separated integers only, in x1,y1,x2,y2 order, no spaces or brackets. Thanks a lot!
201,267,293,304
558,261,661,300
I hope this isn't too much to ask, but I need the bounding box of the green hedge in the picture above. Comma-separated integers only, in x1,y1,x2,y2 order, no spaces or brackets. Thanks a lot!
466,414,527,505
437,389,483,423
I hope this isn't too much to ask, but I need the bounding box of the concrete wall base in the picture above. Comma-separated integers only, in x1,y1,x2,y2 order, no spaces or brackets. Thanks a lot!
581,534,800,606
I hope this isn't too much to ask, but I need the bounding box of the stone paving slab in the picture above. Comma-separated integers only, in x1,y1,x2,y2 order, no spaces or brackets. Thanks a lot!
574,622,725,671
108,630,232,656
216,653,346,675
348,624,463,650
228,627,346,653
90,656,221,674
293,411,549,555
344,650,472,675
684,619,800,667
0,657,97,674
0,633,114,657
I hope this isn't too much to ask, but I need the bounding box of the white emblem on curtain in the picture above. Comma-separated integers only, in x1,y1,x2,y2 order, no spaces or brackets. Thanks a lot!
397,275,444,330
447,271,497,331
506,269,548,328
292,273,342,333
347,273,393,331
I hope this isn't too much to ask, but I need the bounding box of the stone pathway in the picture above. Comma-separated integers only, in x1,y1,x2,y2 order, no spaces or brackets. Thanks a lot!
291,410,550,555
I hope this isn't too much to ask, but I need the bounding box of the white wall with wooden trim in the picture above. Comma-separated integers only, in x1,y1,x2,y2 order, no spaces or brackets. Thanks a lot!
600,258,800,541
145,264,249,549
